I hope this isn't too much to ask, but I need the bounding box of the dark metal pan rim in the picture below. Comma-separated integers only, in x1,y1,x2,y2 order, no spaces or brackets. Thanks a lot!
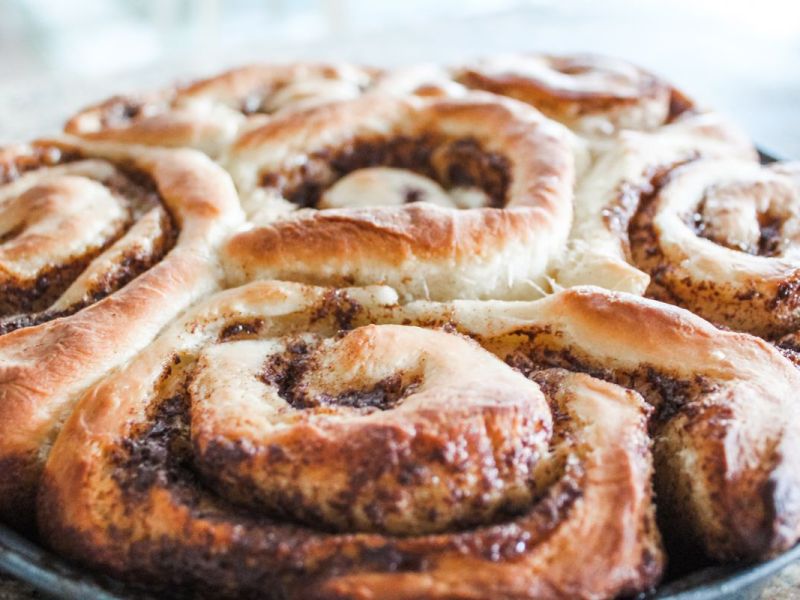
2,520,799,600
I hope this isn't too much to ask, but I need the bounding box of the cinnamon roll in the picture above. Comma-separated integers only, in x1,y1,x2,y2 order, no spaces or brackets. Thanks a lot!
553,112,756,294
453,53,694,136
4,53,798,599
626,158,800,339
0,137,242,529
390,286,800,561
221,93,580,301
39,281,662,599
65,63,377,157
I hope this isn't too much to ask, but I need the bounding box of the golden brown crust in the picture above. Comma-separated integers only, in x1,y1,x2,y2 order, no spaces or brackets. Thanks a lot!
38,281,662,599
0,136,243,528
1,54,795,600
190,324,550,536
453,53,689,136
627,159,800,338
222,94,578,301
552,112,756,295
389,286,800,560
65,63,379,156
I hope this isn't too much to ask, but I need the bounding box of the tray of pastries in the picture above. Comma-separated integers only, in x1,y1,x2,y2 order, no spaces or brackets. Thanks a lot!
0,53,799,599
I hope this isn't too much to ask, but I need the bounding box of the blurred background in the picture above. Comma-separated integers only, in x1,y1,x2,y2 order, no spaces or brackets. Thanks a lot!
0,0,798,155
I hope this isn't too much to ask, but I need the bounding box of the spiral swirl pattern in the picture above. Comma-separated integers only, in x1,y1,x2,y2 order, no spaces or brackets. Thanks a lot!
192,324,548,535
0,137,242,528
0,148,172,332
452,53,694,136
552,112,756,294
39,282,662,600
629,159,800,339
394,286,800,561
221,93,579,301
65,63,378,156
0,54,796,600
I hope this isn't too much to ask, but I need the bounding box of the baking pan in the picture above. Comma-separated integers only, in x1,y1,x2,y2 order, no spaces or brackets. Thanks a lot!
2,519,799,600
1,150,794,600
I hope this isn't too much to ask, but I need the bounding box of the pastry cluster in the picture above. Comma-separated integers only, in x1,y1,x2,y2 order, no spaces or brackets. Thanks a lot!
1,54,798,599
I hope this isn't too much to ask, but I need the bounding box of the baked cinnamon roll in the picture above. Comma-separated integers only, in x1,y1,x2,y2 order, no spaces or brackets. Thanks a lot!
39,281,662,600
553,112,756,294
626,159,800,339
65,63,377,157
221,93,581,301
391,286,800,561
0,137,242,529
6,54,798,599
453,53,694,136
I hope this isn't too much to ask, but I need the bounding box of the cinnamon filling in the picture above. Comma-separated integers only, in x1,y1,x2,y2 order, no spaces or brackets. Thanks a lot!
327,374,419,410
0,255,105,317
501,328,715,425
259,135,511,209
110,374,578,544
603,161,691,262
260,339,420,411
677,176,799,259
0,145,82,186
219,319,265,342
0,147,178,335
238,72,371,116
757,215,785,257
112,393,195,497
775,332,800,368
92,95,171,129
309,289,363,330
688,199,788,258
666,88,696,123
108,384,580,587
102,98,148,127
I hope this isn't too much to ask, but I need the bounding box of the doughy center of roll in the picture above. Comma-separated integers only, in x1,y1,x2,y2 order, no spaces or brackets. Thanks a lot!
260,134,510,210
189,325,550,535
318,167,491,209
692,179,800,258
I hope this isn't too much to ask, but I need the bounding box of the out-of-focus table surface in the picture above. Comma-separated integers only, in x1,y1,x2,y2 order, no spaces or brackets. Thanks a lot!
0,3,798,598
